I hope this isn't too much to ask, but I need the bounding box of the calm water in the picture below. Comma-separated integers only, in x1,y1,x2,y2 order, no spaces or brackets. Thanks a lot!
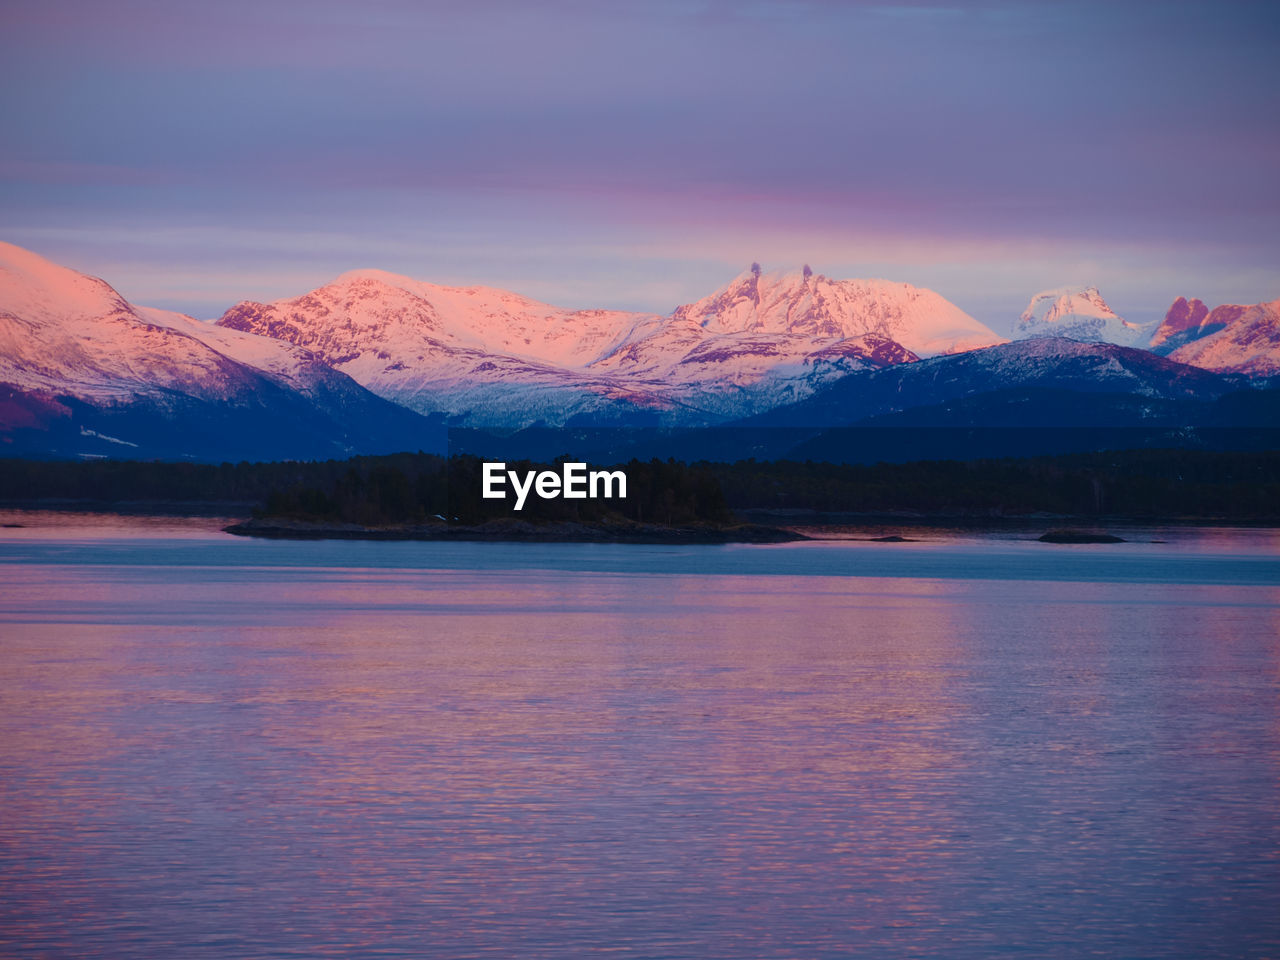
1,513,1278,959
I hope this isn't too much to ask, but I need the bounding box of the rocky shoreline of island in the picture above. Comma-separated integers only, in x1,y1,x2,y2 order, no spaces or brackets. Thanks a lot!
223,516,807,544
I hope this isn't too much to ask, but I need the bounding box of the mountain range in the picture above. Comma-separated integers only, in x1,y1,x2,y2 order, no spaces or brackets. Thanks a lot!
217,263,1001,426
1,241,1275,462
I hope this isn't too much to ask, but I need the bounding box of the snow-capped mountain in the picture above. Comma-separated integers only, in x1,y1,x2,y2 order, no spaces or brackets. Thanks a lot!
0,242,438,459
217,270,680,426
1,244,1001,444
12,240,1262,463
0,240,276,404
217,264,997,425
1164,297,1280,376
1015,286,1155,347
667,265,1002,356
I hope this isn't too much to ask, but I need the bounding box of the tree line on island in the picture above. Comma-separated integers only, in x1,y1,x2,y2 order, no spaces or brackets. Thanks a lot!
1,449,1278,524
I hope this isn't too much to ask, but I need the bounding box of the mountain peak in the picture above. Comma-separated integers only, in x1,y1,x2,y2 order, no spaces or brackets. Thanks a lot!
1164,296,1280,374
1149,296,1211,352
1015,285,1154,347
0,241,132,323
671,268,1003,356
1022,286,1114,319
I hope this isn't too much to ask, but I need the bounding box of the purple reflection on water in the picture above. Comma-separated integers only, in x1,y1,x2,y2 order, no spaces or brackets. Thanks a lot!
0,527,1277,958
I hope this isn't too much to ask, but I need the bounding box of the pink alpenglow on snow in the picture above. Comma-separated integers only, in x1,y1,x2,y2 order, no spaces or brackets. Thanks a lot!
216,263,996,426
0,241,363,404
1164,298,1280,376
668,266,1003,357
0,242,449,460
1014,287,1156,348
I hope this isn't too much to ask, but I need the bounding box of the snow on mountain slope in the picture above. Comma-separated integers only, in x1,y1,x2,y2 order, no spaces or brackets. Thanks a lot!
0,242,442,459
12,240,1266,445
1015,286,1155,347
0,241,400,411
216,272,686,424
1167,298,1280,376
220,270,649,370
132,305,369,398
668,266,1002,356
216,265,990,425
0,241,275,403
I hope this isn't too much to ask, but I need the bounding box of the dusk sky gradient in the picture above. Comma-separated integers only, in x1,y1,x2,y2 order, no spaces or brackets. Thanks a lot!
2,0,1278,331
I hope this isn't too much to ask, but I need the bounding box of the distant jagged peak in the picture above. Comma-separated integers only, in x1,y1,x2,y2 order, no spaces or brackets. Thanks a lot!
1166,296,1280,375
1015,284,1154,347
1019,285,1119,326
1165,295,1210,324
1149,295,1213,352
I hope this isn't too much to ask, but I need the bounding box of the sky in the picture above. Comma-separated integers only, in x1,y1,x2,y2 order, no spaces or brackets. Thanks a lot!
2,0,1278,332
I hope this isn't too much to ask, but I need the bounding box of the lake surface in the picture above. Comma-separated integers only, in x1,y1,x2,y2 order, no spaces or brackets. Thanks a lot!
1,513,1278,958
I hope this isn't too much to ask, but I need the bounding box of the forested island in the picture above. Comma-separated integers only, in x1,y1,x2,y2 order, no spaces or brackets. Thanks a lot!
2,449,1279,539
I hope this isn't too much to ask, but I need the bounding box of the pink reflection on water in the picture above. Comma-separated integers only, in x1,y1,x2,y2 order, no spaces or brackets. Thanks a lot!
1,552,1278,957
